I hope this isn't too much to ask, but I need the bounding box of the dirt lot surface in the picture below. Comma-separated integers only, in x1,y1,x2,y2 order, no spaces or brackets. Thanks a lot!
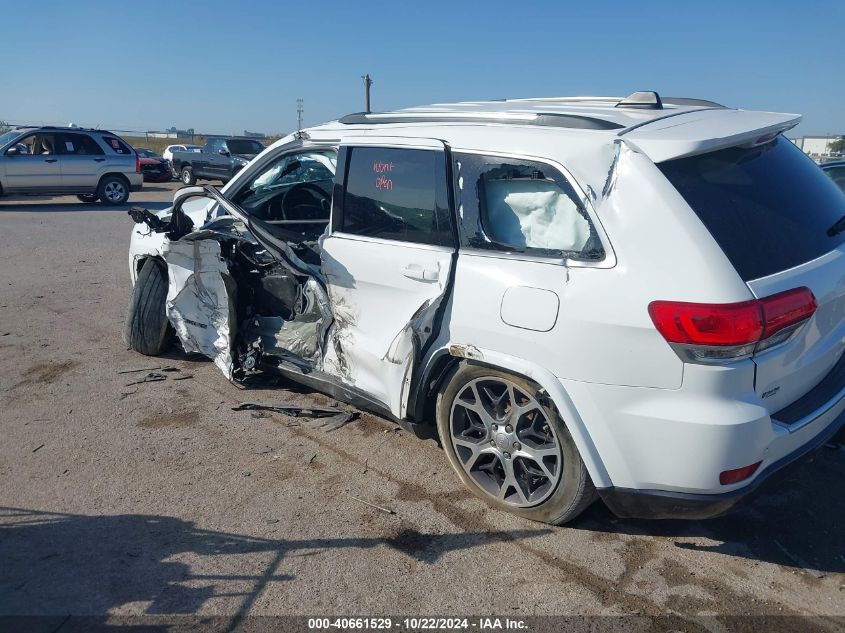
0,183,844,630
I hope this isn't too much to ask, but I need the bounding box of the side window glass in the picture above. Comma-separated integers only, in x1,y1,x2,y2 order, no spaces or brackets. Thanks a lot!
6,133,36,155
232,150,336,225
454,153,604,260
59,134,105,156
15,133,57,155
341,146,452,246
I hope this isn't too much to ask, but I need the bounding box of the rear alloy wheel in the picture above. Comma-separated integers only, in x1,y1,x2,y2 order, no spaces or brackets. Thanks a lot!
98,176,129,205
181,166,196,186
437,364,595,525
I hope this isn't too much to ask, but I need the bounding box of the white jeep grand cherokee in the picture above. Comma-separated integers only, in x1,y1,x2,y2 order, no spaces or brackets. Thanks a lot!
126,92,845,525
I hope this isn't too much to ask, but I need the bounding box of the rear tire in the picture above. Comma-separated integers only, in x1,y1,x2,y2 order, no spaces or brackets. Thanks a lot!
436,363,596,525
123,258,173,356
181,166,196,186
97,176,129,205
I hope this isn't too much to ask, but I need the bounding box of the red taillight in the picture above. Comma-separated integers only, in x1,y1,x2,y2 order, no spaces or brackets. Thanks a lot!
719,461,762,485
135,154,141,173
648,300,764,346
649,287,816,361
759,287,817,339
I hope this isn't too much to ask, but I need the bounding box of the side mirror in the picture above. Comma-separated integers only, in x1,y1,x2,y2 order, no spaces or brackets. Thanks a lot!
5,146,20,156
218,148,230,156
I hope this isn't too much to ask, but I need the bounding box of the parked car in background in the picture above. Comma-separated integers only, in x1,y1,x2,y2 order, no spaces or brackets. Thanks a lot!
125,92,845,525
821,160,845,192
0,126,142,204
162,144,201,163
171,137,264,185
134,148,172,183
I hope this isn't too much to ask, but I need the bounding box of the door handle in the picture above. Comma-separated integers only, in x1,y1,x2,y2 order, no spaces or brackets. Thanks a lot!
44,158,58,163
93,158,106,162
401,264,439,282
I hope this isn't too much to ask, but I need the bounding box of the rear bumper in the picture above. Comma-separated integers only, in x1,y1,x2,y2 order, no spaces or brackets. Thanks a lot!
127,172,143,191
598,404,845,519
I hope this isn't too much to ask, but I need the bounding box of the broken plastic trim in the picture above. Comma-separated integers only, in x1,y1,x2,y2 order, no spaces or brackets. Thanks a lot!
128,205,195,241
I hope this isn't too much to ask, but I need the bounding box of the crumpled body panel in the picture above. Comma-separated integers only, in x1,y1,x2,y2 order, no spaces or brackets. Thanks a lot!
163,239,237,378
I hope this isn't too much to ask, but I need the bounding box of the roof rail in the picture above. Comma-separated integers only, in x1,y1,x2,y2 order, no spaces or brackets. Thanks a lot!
338,111,623,131
22,125,110,133
662,97,726,108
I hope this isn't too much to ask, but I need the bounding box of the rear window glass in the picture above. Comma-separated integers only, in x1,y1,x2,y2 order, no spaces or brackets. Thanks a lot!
102,136,132,154
227,139,264,154
341,146,452,246
659,137,845,281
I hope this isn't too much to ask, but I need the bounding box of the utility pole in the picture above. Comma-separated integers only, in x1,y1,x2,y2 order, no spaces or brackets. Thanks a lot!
296,98,304,131
361,74,373,113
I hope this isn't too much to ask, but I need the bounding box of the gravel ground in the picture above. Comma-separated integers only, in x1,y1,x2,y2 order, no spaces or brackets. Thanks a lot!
0,183,843,630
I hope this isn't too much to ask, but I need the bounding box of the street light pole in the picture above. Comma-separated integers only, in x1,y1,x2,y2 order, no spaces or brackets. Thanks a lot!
296,98,304,131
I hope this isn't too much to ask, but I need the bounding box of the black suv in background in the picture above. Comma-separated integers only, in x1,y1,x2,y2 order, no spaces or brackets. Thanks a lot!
171,137,265,185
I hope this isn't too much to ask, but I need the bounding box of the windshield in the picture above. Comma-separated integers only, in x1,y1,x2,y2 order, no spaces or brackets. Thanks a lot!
659,136,845,281
0,130,24,147
227,139,264,155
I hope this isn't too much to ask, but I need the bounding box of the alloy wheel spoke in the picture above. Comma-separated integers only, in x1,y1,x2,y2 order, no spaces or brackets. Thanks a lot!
499,458,529,505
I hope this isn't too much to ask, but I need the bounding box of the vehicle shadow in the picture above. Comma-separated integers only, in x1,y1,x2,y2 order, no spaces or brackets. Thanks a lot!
0,201,172,213
0,507,549,619
571,443,845,574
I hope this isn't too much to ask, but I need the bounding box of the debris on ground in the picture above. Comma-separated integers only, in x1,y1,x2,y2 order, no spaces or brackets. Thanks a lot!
252,446,274,454
117,366,162,374
32,444,45,453
124,372,168,386
351,496,395,515
171,374,193,381
232,402,357,431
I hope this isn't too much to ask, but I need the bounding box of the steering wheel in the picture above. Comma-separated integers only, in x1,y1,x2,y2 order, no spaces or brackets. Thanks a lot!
279,182,330,220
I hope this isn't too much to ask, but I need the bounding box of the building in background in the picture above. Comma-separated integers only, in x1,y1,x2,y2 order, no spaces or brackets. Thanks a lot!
147,127,196,139
789,135,844,160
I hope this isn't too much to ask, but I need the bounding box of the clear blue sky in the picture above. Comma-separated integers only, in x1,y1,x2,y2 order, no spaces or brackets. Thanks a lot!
1,0,842,136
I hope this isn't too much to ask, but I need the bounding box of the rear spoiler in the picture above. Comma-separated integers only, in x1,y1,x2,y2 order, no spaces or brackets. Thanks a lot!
620,109,802,163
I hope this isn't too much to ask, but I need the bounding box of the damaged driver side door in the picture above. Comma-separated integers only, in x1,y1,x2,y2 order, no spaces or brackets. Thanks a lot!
321,138,456,418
